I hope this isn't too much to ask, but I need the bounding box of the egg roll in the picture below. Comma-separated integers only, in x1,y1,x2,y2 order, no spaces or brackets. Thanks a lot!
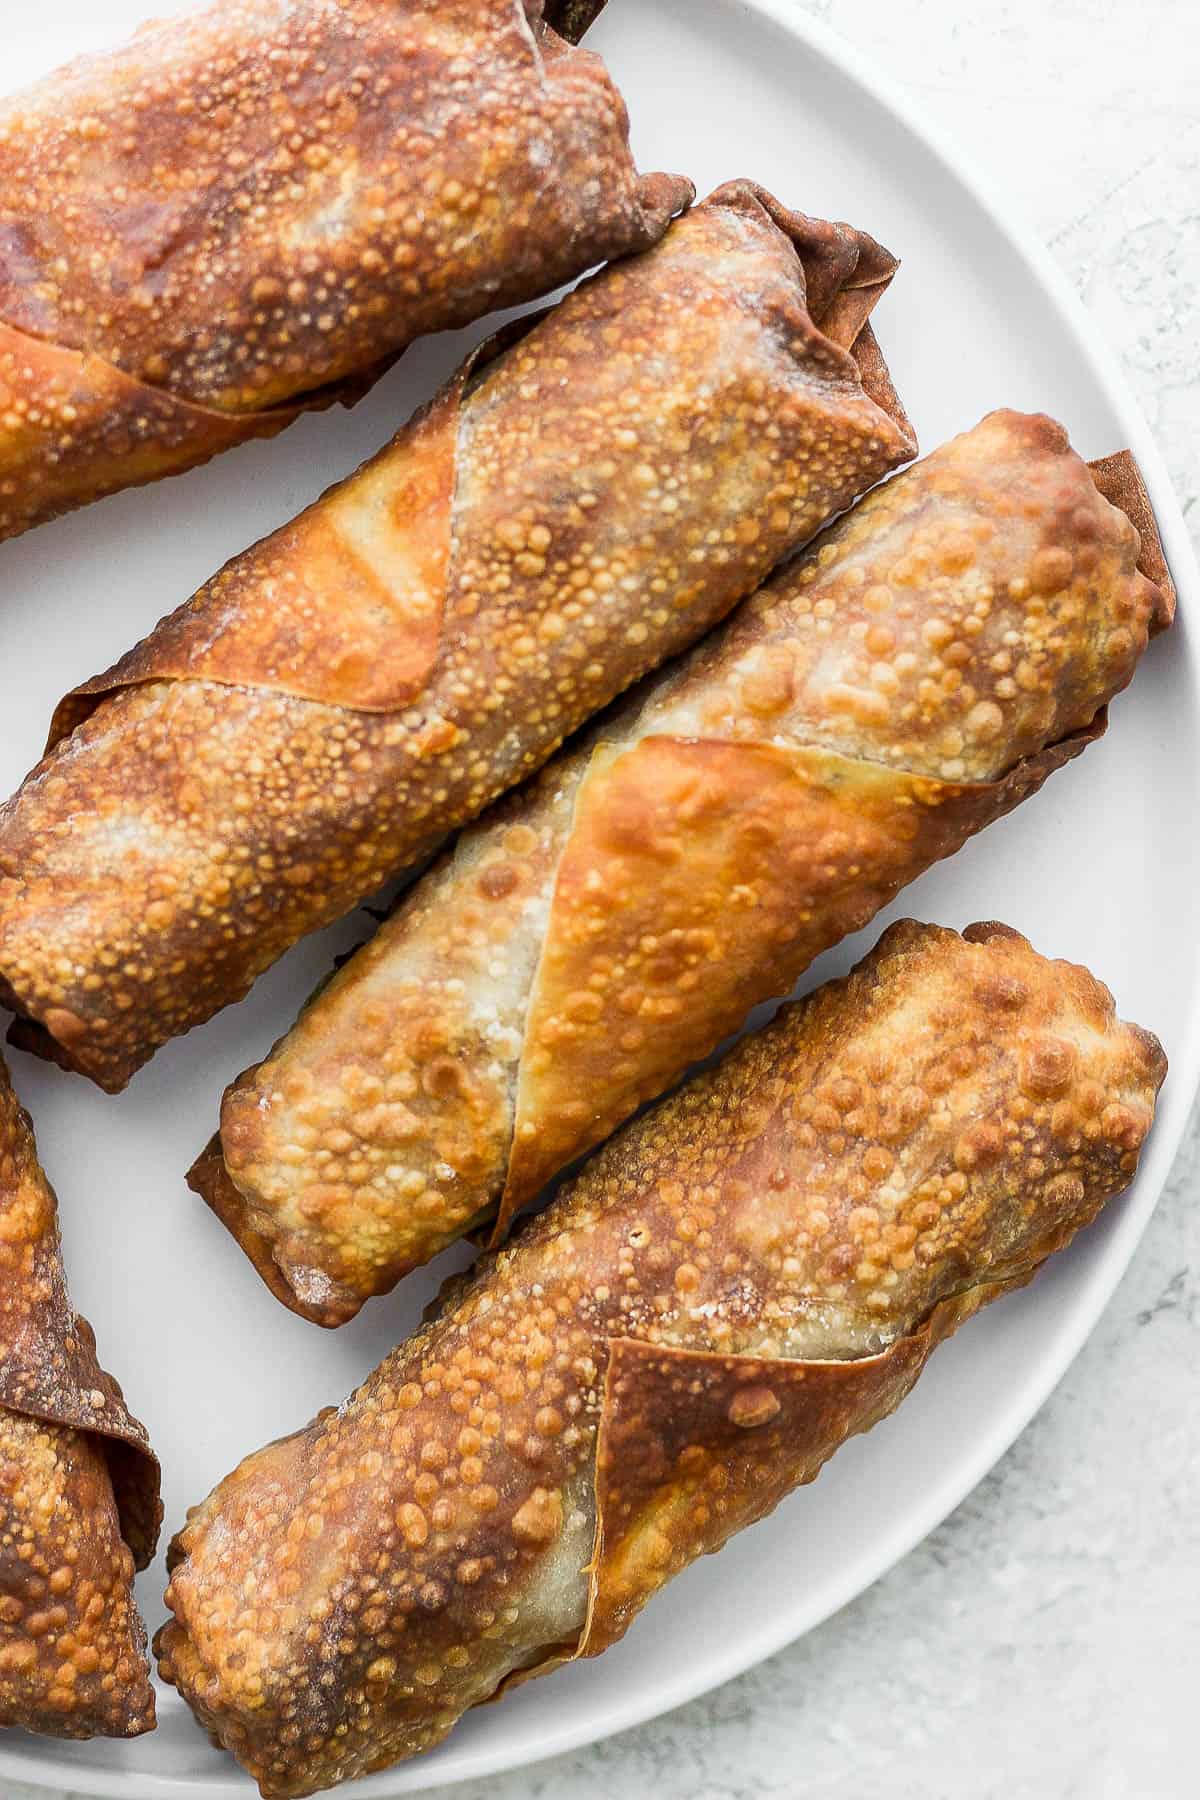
0,181,915,1092
0,0,692,542
158,919,1166,1797
193,409,1173,1324
0,1058,161,1738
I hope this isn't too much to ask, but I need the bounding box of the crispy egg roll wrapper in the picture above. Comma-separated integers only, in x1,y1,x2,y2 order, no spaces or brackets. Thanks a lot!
195,410,1172,1324
0,0,691,541
158,920,1166,1796
0,182,915,1091
0,1058,161,1737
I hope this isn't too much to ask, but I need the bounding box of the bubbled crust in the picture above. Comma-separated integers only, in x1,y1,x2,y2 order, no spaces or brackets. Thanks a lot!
0,182,914,1091
0,1411,153,1738
643,412,1170,783
197,775,580,1325
0,0,692,541
51,368,465,725
158,922,1164,1795
500,413,1169,1200
195,410,1169,1322
501,723,1100,1207
0,320,306,546
0,1058,160,1736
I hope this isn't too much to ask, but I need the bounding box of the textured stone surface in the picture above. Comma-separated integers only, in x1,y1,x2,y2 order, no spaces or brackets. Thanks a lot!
26,0,1198,1795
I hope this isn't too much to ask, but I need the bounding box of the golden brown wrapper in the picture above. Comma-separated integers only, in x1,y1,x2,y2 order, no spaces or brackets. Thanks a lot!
0,181,914,1091
0,0,691,541
501,725,1103,1205
196,409,1171,1325
0,323,303,546
582,1293,978,1655
1088,450,1177,619
157,919,1166,1796
0,1058,161,1738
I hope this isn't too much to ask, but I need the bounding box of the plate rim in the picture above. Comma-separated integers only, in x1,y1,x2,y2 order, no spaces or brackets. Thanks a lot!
1,0,1197,1794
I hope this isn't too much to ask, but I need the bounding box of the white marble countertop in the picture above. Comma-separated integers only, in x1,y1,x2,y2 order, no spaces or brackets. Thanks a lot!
19,1,1199,1797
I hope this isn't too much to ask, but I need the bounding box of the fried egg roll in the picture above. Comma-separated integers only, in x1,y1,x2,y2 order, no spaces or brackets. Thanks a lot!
0,0,690,540
0,1060,161,1737
194,410,1173,1323
0,181,914,1091
158,919,1165,1796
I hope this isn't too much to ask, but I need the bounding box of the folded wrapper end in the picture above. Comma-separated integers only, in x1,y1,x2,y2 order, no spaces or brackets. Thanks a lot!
703,181,916,457
4,1007,120,1088
720,180,899,339
962,919,1169,1088
23,1312,165,1578
1089,449,1176,633
849,322,915,453
0,1058,161,1736
187,1137,363,1331
541,0,611,44
533,13,694,234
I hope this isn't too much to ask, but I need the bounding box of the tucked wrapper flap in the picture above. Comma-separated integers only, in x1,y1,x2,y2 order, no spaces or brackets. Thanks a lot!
739,186,901,348
189,1132,364,1326
2,1309,161,1575
0,321,310,545
582,1311,969,1655
48,187,909,739
0,1064,159,1737
850,322,914,448
498,1274,1026,1693
0,1076,161,1567
500,717,1105,1224
191,772,574,1326
49,371,466,737
706,185,911,421
1088,450,1176,628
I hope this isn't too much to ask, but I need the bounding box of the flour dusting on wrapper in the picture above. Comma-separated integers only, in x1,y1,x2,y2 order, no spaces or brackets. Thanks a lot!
158,920,1165,1797
0,182,915,1090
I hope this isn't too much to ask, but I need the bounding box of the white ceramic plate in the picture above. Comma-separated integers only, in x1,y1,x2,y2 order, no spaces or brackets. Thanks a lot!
1,1,1196,1794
